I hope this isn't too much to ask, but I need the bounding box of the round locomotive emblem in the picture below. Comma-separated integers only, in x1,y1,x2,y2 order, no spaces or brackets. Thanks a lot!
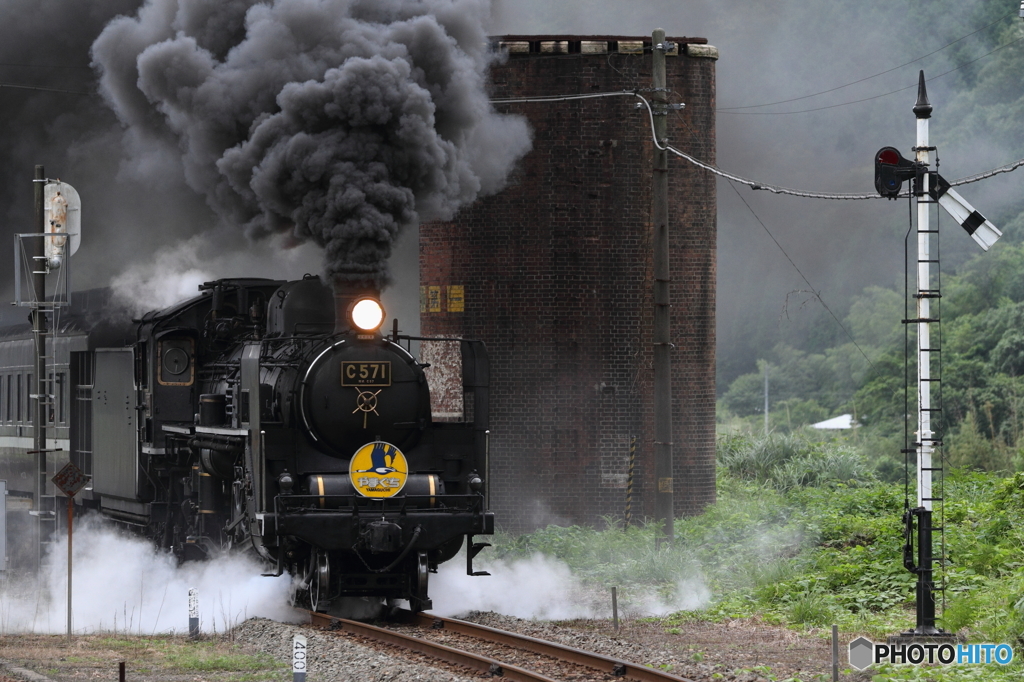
349,441,408,498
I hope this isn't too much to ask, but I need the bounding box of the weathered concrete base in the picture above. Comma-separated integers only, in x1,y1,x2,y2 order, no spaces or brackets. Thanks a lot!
0,658,58,682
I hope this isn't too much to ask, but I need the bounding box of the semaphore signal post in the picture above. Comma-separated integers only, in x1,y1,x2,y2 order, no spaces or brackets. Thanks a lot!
15,166,81,577
874,71,1002,643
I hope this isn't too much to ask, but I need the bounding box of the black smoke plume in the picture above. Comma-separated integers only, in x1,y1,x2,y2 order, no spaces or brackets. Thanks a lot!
92,0,531,288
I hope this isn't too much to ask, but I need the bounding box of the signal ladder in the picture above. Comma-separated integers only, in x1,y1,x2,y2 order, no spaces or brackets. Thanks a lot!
901,176,948,633
29,390,60,571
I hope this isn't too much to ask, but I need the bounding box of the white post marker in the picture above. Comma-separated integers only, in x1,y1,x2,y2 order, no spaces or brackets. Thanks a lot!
188,588,199,639
293,633,308,682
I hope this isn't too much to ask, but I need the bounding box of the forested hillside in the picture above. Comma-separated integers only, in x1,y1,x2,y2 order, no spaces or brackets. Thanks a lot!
719,0,1024,474
722,244,1024,472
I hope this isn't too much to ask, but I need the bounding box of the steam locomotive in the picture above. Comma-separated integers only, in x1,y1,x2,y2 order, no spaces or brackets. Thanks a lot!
0,276,493,613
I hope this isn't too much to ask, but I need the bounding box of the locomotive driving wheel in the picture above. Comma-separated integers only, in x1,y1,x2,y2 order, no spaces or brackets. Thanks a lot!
310,550,330,612
410,551,431,612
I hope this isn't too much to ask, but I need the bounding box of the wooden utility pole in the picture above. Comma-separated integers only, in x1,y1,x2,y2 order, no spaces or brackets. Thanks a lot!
652,29,674,544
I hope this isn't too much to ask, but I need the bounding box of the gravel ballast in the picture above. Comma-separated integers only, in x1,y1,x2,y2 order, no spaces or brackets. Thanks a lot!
233,617,479,682
234,610,850,682
0,612,855,681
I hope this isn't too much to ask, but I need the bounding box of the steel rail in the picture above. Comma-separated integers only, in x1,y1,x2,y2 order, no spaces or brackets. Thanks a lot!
406,611,697,682
306,610,559,682
306,609,696,682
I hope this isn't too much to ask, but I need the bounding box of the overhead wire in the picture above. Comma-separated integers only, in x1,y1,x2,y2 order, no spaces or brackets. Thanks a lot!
727,180,876,370
632,92,883,198
0,83,96,96
719,9,1017,111
490,91,644,104
720,33,1024,116
494,89,880,365
496,85,1022,369
0,61,92,71
493,89,1024,199
665,92,876,368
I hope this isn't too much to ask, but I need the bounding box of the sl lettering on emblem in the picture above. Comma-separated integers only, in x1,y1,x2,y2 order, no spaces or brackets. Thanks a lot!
349,441,408,498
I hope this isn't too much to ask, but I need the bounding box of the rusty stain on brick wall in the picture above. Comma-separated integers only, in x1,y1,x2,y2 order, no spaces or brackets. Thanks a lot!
421,340,463,421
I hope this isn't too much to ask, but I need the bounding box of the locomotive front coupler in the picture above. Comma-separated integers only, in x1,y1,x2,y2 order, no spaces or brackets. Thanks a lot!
354,524,425,574
361,519,404,554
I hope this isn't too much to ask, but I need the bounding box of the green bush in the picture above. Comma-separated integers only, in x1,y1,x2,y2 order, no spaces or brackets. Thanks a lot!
947,410,1012,472
786,591,834,627
939,593,982,633
717,433,875,490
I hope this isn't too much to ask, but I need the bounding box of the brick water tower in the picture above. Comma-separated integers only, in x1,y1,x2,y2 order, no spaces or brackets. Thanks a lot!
420,35,717,530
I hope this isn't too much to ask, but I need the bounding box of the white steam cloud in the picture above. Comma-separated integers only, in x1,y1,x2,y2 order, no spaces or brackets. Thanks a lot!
0,517,714,632
0,516,298,634
109,231,322,315
429,552,710,620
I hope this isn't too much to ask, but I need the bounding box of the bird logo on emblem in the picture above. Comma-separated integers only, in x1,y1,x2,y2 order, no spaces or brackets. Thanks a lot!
349,441,408,497
354,441,406,475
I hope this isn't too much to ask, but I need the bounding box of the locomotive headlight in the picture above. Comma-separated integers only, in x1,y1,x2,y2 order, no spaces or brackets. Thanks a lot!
349,297,386,332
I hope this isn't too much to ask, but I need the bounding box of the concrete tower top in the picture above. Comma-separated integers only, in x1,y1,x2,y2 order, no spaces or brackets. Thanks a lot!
492,35,716,59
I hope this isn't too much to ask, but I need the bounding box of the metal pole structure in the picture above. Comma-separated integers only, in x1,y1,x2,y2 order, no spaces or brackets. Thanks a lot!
67,494,73,639
611,586,619,633
32,165,49,571
913,71,939,635
763,362,769,434
651,28,674,545
831,624,839,682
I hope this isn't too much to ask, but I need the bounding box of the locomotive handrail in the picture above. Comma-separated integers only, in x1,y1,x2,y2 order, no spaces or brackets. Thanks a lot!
194,425,247,436
275,492,486,508
272,492,487,520
395,334,478,343
260,334,339,343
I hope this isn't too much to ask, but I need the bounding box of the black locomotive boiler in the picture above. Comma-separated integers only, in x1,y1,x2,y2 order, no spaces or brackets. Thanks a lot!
0,276,493,613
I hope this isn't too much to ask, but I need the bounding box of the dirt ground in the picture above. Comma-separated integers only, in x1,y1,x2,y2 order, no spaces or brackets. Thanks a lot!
560,616,868,681
0,633,289,682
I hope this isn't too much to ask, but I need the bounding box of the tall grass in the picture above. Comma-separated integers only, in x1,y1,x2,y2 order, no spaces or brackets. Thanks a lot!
718,432,874,490
493,474,815,608
493,518,702,586
491,435,876,608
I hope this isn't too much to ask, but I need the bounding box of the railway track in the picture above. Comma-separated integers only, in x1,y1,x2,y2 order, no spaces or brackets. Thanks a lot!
307,609,696,682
